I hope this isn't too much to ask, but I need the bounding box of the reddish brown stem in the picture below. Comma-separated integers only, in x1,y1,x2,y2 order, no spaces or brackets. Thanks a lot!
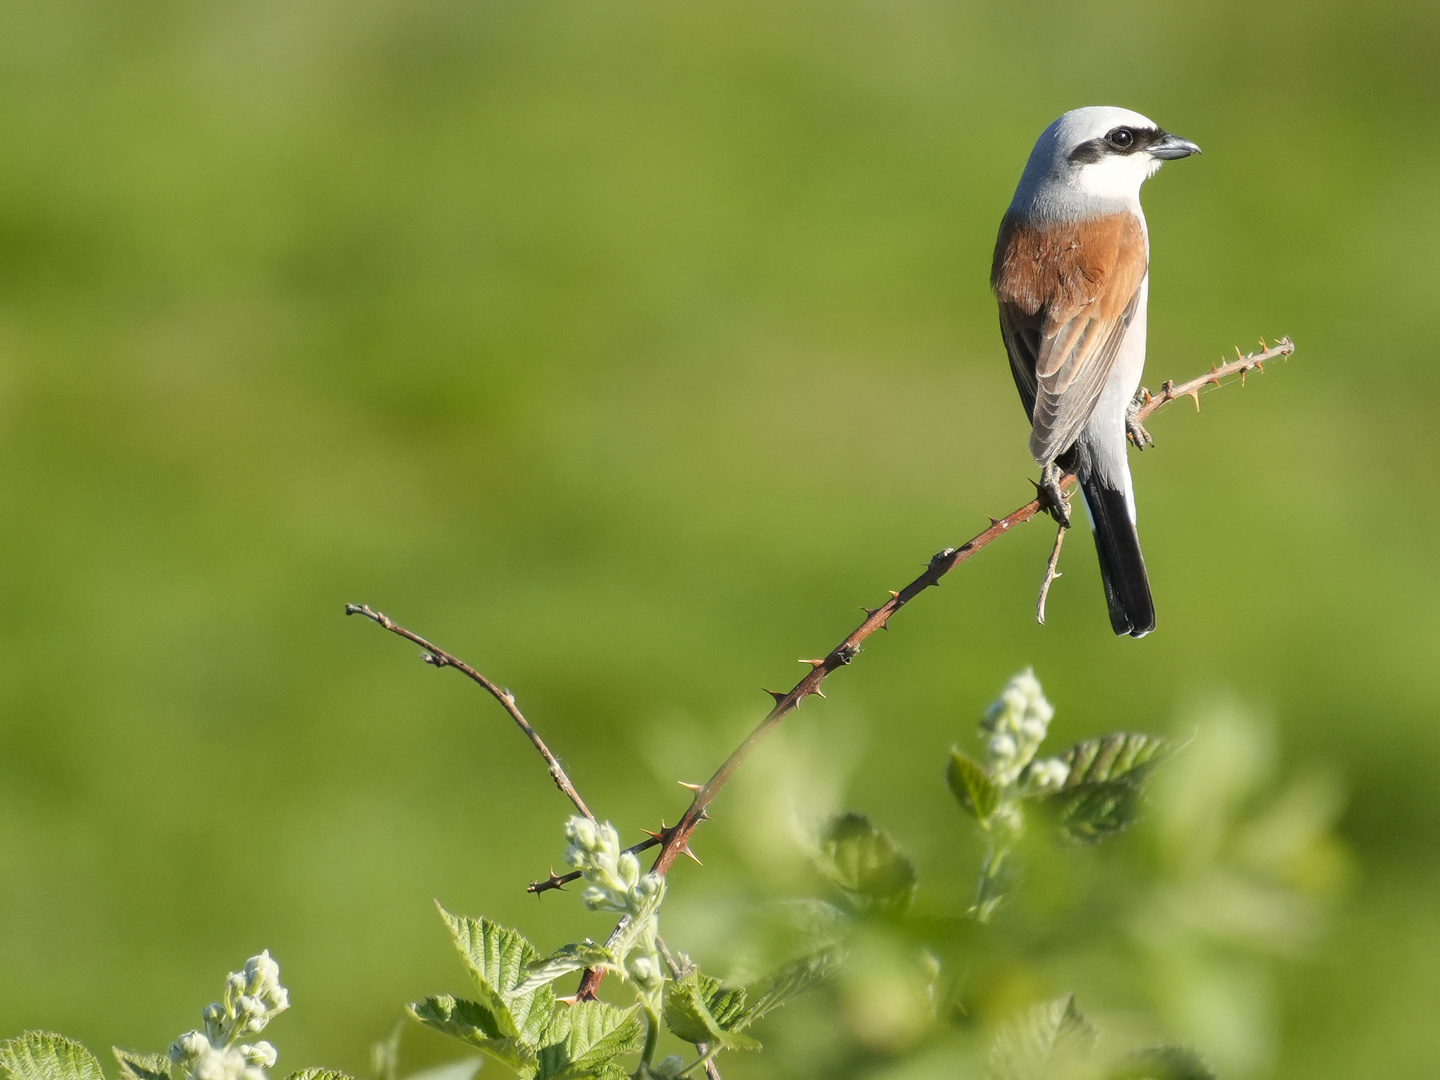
344,603,595,822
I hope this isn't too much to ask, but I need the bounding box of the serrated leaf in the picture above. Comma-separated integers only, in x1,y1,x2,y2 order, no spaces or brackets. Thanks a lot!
948,750,1002,826
1058,733,1172,786
437,905,554,1045
0,1035,105,1080
408,996,540,1077
813,813,918,913
743,949,841,1024
662,972,761,1051
515,941,618,995
1108,1045,1217,1080
989,995,1098,1080
1043,734,1174,844
535,1001,643,1080
286,1071,357,1080
112,1050,169,1080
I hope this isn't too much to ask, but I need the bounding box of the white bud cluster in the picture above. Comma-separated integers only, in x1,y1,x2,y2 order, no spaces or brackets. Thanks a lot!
982,668,1055,787
563,817,665,919
169,953,288,1080
563,816,667,1002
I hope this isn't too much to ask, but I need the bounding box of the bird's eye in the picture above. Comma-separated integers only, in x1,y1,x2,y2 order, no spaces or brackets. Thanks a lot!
1107,127,1135,150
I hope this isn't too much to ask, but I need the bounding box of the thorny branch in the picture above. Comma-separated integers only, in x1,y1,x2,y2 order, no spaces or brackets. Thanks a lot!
346,339,1296,1010
343,603,595,823
569,337,1295,1000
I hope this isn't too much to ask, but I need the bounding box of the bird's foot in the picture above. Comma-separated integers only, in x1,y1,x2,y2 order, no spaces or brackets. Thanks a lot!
1037,463,1071,529
1126,390,1154,450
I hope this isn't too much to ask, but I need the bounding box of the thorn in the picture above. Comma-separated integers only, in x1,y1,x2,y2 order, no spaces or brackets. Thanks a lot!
678,780,704,792
800,658,826,669
812,687,826,699
1241,367,1248,386
682,845,703,866
889,590,900,600
698,809,712,821
1187,389,1201,411
1236,346,1244,361
861,606,880,619
987,515,1002,526
764,688,787,704
642,825,669,843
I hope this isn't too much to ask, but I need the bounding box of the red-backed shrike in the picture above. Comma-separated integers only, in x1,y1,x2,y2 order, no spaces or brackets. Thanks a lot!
992,106,1199,638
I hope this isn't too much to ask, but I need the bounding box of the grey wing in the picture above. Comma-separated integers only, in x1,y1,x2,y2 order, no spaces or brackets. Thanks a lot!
1026,287,1143,465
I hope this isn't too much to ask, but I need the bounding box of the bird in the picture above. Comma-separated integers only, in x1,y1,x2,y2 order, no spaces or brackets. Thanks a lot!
991,106,1200,638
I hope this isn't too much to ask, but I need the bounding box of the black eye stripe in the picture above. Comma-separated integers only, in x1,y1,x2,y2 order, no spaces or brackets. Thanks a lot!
1067,126,1167,164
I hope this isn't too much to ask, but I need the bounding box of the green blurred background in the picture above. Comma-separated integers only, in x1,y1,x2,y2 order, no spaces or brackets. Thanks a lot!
0,0,1436,1076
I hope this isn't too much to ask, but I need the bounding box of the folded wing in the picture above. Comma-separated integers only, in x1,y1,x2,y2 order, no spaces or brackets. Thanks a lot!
992,212,1148,464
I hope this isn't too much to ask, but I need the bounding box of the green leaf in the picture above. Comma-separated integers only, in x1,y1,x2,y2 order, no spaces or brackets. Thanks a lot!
1043,734,1174,844
535,1001,643,1080
948,750,1002,826
1108,1046,1217,1080
989,995,1098,1080
742,949,841,1024
408,996,541,1077
437,905,555,1045
515,941,618,995
0,1035,105,1080
662,972,761,1051
813,813,918,913
1057,733,1173,786
112,1050,169,1080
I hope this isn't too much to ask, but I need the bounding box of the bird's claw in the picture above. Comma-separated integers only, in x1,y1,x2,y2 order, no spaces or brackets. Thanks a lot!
1038,463,1071,529
1126,390,1153,449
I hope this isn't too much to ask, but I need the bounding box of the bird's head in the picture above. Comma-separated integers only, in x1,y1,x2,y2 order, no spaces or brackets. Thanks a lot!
1011,106,1200,218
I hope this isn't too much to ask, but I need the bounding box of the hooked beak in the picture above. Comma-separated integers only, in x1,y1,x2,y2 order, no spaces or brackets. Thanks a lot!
1149,132,1201,160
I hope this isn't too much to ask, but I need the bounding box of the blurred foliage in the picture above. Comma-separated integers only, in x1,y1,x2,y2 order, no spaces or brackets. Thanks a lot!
0,0,1435,1077
658,690,1345,1079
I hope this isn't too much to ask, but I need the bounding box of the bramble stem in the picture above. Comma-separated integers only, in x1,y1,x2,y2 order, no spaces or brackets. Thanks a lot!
344,604,595,822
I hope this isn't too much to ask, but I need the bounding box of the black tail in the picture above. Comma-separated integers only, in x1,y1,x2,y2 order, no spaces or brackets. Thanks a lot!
1078,474,1155,638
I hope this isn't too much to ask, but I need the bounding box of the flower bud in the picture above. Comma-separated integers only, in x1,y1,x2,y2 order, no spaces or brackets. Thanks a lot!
1028,757,1069,792
565,816,598,853
581,886,615,911
237,995,267,1020
987,734,1017,762
243,952,281,995
224,972,247,1007
626,955,656,985
194,1048,239,1080
595,822,619,854
239,1043,276,1070
632,875,664,906
170,1032,211,1066
617,852,640,890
